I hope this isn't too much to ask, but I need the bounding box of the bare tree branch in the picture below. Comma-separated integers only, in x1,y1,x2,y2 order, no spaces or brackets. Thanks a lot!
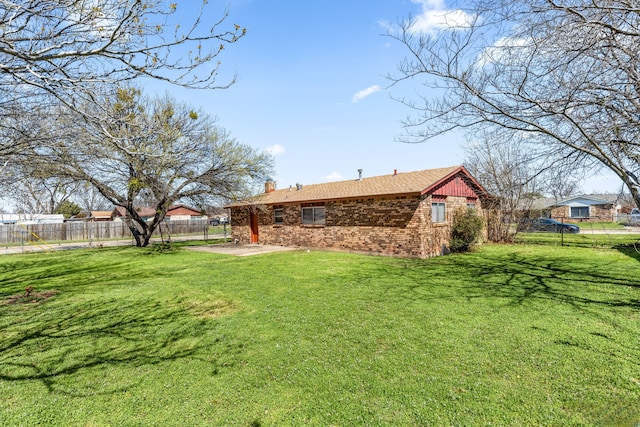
389,0,640,206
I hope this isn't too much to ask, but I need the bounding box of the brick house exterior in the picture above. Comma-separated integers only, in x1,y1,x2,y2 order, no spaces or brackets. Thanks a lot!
226,166,488,258
548,196,617,223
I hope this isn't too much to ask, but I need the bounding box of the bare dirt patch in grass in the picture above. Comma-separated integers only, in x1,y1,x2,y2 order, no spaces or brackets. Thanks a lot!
2,287,59,305
182,299,239,319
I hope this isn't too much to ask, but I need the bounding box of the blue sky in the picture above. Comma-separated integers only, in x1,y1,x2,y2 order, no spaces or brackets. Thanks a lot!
152,0,623,195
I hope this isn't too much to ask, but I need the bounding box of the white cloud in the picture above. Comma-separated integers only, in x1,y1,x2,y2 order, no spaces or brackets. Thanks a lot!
408,0,475,35
324,171,344,182
476,36,531,67
352,85,383,103
264,144,285,156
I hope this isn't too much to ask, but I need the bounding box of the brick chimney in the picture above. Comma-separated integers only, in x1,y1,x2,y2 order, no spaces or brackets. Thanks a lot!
265,179,276,193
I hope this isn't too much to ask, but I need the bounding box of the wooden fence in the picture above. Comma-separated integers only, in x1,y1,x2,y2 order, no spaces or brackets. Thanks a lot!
0,220,212,245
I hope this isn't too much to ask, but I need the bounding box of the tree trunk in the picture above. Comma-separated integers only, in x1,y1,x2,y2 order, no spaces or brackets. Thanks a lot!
124,217,149,247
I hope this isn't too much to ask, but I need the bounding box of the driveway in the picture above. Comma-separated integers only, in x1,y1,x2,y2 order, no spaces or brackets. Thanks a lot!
579,226,640,234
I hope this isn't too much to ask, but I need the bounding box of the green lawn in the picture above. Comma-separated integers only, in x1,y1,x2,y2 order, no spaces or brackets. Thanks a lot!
515,230,640,248
1,242,639,426
575,221,627,230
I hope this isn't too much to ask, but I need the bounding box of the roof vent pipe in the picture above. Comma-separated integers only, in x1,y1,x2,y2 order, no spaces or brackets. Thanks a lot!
357,169,362,180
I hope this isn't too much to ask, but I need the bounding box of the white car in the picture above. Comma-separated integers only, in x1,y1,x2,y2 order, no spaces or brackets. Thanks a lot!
630,208,640,223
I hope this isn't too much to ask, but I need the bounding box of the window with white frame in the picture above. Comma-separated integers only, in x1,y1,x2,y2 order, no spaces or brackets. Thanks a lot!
431,202,446,223
301,206,325,225
274,208,284,224
570,206,589,218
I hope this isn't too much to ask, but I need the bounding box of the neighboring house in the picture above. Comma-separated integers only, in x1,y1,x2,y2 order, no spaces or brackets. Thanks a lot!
0,214,64,225
112,206,157,222
112,205,204,222
226,166,488,258
548,195,618,222
89,211,113,222
165,204,204,220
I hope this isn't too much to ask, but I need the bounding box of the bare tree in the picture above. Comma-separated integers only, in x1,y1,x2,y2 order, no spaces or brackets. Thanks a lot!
0,101,51,157
0,1,246,185
73,184,113,213
31,88,273,247
389,0,640,207
0,1,245,105
9,175,80,215
464,129,584,240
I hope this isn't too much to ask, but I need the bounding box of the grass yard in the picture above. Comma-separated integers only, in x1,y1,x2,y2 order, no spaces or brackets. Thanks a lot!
1,241,639,426
575,221,627,230
515,231,640,248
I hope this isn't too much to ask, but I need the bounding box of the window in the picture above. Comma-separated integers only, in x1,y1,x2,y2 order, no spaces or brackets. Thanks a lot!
301,206,325,225
466,203,476,210
432,202,446,223
274,208,283,224
570,206,589,218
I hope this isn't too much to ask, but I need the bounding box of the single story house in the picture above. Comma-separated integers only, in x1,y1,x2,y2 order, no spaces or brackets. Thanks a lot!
89,211,113,222
165,204,204,220
548,195,618,222
112,206,157,222
226,165,488,258
112,204,204,222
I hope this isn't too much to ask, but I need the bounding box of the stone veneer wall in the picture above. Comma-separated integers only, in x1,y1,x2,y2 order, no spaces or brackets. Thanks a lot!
230,194,482,258
550,205,614,222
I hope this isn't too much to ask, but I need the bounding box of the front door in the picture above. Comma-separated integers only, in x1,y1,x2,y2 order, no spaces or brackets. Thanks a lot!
249,211,259,243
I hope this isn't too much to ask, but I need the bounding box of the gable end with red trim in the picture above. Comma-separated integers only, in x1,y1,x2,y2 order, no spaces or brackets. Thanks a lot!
427,171,485,198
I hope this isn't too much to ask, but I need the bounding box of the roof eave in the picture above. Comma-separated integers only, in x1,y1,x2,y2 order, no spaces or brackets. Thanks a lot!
226,191,425,208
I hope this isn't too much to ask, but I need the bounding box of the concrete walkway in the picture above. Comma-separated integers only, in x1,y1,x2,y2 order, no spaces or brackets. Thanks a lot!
185,244,298,257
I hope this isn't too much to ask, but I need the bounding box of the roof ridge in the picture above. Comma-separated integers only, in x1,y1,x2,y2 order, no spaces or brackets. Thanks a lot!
227,165,479,207
273,165,464,191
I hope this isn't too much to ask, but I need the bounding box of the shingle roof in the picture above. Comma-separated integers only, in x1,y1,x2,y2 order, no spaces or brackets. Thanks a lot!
228,165,479,207
113,206,157,217
548,194,618,207
90,211,113,219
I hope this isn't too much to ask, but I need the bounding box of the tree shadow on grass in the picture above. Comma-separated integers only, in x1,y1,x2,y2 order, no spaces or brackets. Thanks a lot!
0,250,126,294
0,295,240,397
352,252,640,427
457,254,637,310
614,242,640,263
0,247,179,297
367,250,640,324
